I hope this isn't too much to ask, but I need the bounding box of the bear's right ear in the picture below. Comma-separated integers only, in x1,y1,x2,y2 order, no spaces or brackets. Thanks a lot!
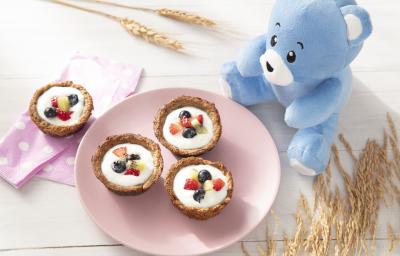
340,5,372,46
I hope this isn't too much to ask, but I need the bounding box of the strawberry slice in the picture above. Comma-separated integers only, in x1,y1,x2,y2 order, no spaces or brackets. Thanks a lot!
169,123,182,135
184,178,200,190
181,117,193,128
51,97,58,108
197,114,203,125
213,178,225,191
191,115,204,128
125,169,140,176
112,146,127,157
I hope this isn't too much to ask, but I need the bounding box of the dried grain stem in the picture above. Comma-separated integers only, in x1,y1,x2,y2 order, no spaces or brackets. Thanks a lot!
80,0,217,28
241,241,252,256
156,8,216,27
338,133,358,162
49,0,183,51
244,114,400,256
119,18,183,50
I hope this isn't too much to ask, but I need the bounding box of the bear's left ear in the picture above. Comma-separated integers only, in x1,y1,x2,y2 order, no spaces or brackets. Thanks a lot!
340,5,372,46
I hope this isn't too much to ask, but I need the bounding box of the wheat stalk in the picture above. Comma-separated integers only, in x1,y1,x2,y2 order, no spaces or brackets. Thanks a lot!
119,18,183,50
80,0,217,28
156,8,216,28
49,0,183,51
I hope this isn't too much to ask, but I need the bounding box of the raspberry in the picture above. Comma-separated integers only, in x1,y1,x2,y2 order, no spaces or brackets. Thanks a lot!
56,109,72,121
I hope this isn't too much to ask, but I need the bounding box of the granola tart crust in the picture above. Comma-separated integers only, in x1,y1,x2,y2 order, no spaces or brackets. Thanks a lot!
29,81,94,137
91,134,164,196
164,157,233,220
153,95,222,156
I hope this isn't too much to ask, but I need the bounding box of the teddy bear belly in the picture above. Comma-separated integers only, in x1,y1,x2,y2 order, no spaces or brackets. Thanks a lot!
269,68,352,111
270,82,319,107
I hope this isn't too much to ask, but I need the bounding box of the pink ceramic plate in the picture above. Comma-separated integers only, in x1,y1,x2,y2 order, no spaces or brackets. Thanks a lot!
75,88,280,255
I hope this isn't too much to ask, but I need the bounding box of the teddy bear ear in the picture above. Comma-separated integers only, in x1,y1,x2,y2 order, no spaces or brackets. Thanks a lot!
340,5,372,46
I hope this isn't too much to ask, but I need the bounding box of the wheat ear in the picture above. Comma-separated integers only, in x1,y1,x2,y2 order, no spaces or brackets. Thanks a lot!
156,8,216,28
119,18,183,50
80,0,217,28
49,0,183,51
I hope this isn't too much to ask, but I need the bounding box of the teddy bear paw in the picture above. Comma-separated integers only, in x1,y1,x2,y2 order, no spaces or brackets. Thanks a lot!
219,77,232,98
290,159,318,176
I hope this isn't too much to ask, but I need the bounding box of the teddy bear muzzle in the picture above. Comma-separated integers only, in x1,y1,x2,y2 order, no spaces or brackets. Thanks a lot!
260,49,294,86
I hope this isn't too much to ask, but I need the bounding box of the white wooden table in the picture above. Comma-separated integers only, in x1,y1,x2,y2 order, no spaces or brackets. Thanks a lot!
0,0,399,255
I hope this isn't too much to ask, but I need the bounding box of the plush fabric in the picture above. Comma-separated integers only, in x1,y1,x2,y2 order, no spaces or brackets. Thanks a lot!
222,0,372,175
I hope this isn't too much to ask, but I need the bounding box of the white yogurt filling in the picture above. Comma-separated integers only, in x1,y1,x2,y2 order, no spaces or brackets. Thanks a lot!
162,107,214,149
173,164,228,208
36,86,85,126
101,143,154,187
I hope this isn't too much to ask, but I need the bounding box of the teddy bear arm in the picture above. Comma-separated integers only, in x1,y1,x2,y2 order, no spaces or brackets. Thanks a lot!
236,34,267,77
221,61,275,106
284,78,343,129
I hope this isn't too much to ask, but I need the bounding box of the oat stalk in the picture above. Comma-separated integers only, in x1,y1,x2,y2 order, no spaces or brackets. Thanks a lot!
49,0,183,51
249,113,400,256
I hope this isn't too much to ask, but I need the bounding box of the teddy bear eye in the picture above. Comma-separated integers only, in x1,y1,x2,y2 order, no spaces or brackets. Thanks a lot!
270,35,278,47
287,51,296,63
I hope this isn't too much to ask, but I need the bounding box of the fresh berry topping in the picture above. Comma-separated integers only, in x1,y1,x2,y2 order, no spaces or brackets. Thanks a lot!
182,128,197,138
184,178,200,190
203,180,213,191
198,169,212,183
44,107,57,118
68,94,79,106
191,117,201,128
213,178,225,191
193,189,206,203
112,160,126,173
125,169,140,176
169,123,182,135
112,147,127,157
57,95,71,112
56,109,72,121
126,154,140,161
189,169,199,181
197,114,203,125
132,160,145,171
179,110,191,119
196,126,208,134
191,114,204,128
51,97,58,108
181,117,193,128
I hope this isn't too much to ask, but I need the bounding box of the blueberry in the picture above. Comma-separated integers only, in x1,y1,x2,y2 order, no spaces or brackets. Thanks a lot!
198,169,212,183
126,154,140,161
112,160,126,173
44,107,57,118
193,189,205,203
68,94,79,106
179,110,191,119
182,128,197,138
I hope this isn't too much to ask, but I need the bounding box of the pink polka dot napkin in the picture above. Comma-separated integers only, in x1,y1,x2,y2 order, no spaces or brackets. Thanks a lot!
0,52,142,188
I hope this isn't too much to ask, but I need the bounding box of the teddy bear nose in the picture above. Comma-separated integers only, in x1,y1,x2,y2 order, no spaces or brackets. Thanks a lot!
266,61,274,72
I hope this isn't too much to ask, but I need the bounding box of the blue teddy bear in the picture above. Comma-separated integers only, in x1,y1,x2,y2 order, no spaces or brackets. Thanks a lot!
222,0,372,176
